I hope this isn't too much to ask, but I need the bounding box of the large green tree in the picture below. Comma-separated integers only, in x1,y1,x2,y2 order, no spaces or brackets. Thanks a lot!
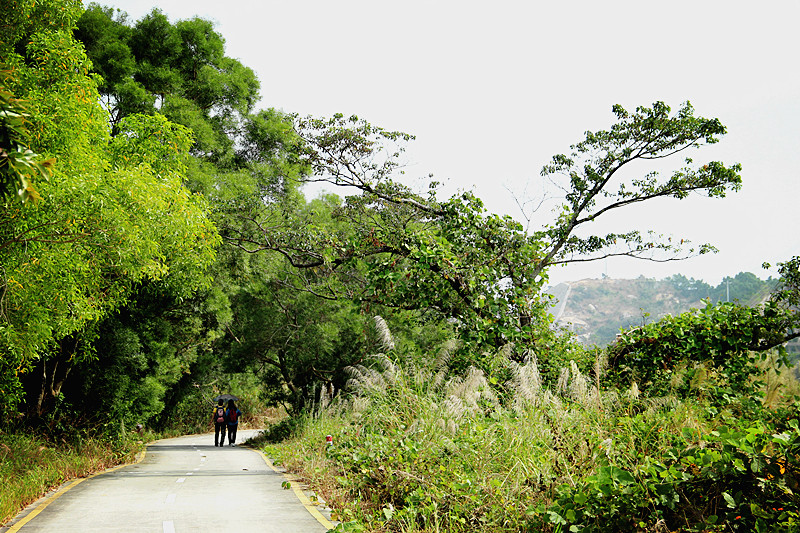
72,5,321,422
72,5,766,415
226,105,742,371
0,1,219,417
76,4,260,160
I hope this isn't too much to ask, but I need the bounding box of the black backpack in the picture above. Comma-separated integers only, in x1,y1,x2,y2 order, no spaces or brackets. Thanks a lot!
215,406,226,424
228,409,237,423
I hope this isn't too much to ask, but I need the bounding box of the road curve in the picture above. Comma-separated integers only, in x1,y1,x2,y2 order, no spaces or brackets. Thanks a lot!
3,430,331,533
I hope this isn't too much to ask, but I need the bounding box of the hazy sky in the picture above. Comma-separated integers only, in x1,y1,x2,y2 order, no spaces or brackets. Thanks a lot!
104,0,799,285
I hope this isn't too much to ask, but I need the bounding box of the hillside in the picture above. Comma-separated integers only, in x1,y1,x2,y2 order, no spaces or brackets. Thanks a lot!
547,274,777,347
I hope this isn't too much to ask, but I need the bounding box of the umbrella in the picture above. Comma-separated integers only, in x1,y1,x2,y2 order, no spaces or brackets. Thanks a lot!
213,394,239,403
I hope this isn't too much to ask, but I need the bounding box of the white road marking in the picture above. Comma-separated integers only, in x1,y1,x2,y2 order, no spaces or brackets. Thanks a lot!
163,521,175,533
176,478,186,483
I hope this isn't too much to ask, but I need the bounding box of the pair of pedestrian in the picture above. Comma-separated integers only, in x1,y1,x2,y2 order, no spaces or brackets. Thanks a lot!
212,398,242,447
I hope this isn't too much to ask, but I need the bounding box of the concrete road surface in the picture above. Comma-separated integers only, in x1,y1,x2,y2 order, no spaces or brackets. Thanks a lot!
4,430,332,533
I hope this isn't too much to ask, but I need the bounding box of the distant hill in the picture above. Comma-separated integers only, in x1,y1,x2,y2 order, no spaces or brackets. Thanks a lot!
547,273,779,347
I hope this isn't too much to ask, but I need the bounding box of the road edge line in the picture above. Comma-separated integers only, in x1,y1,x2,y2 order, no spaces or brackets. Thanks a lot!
4,448,148,532
254,449,334,530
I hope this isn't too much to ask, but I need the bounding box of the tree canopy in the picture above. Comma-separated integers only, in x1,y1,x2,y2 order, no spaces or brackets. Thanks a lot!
224,104,744,371
0,0,219,415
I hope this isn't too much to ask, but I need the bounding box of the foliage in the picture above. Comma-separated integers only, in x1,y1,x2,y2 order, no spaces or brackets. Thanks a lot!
227,102,745,375
78,7,752,422
264,341,800,532
607,300,800,402
256,416,307,444
543,419,800,532
769,256,800,308
0,2,219,418
536,101,741,269
73,6,323,424
76,3,260,157
224,274,374,414
0,84,55,202
0,1,109,409
668,272,776,306
551,272,780,348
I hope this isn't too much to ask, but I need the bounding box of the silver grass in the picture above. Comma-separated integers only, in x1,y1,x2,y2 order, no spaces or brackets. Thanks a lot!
688,362,713,392
593,350,608,390
670,364,688,389
373,315,395,352
344,364,387,394
443,395,467,421
432,339,459,389
509,357,542,412
599,388,622,411
370,353,397,384
543,390,563,410
351,396,370,414
556,367,570,395
569,361,589,402
628,381,640,401
432,368,448,390
585,385,602,410
497,343,514,361
435,338,458,371
446,366,497,411
446,419,458,435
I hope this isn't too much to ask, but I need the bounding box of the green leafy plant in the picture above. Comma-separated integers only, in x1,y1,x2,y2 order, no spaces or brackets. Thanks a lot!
607,300,799,404
539,419,800,532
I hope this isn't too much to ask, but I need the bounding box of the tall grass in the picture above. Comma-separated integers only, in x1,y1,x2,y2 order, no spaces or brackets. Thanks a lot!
263,321,800,532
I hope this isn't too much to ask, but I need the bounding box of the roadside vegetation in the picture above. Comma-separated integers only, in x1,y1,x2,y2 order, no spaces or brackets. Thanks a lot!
264,318,800,532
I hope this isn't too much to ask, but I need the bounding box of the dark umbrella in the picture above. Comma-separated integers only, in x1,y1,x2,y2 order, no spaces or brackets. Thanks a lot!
213,394,239,402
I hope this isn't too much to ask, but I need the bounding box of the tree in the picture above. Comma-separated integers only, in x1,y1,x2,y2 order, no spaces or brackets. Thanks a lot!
535,101,741,273
226,104,742,370
76,4,260,158
0,84,55,203
665,274,712,301
72,4,319,421
0,2,220,417
226,276,368,414
769,256,800,308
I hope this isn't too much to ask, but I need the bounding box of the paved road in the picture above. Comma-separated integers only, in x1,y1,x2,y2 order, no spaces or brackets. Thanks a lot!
4,430,331,533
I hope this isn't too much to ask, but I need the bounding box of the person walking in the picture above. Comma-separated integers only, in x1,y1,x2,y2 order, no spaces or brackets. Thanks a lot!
225,399,242,446
212,399,227,447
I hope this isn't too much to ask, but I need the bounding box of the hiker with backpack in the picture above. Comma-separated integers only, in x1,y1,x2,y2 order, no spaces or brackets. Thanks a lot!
225,399,242,446
212,399,227,447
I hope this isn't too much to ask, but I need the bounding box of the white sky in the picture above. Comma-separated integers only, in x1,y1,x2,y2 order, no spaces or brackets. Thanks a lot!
103,0,799,286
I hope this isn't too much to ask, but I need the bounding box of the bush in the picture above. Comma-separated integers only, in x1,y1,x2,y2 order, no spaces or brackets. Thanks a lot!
542,419,800,532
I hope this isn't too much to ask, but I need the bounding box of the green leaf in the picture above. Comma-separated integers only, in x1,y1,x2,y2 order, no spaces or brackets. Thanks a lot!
723,492,736,508
611,466,635,485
